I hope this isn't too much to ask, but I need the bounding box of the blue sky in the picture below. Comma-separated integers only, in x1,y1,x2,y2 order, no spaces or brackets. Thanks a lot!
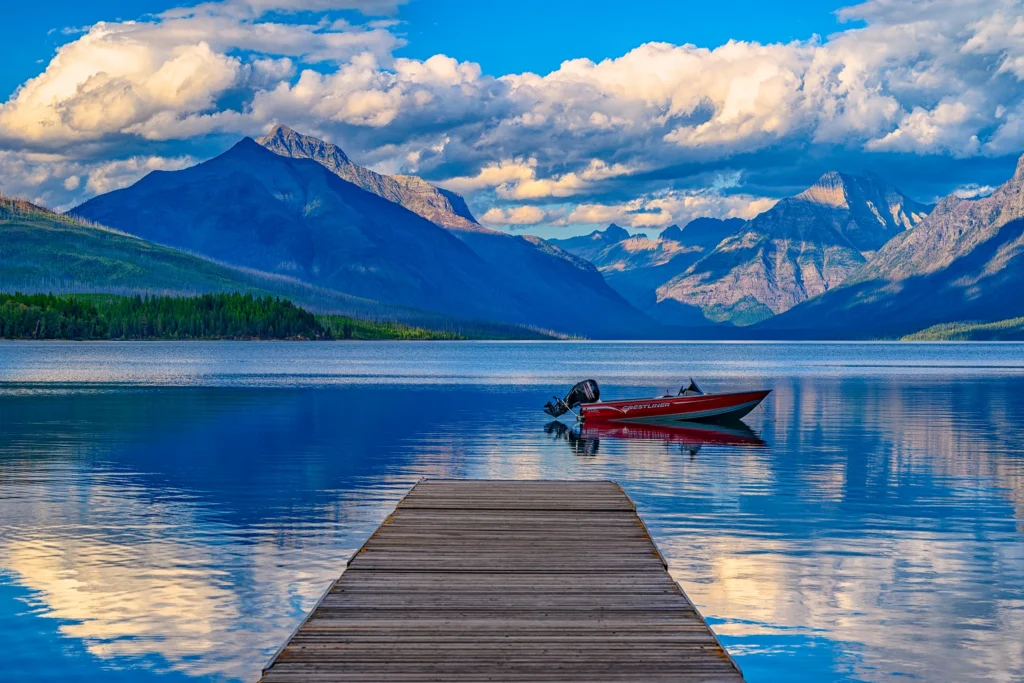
0,0,1021,235
1,0,855,96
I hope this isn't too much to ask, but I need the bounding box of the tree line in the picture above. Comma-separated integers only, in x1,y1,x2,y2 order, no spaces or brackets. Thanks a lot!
317,314,461,340
0,292,327,340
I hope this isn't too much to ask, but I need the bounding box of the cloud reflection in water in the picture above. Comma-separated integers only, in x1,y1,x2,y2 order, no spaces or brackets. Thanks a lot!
0,342,1021,682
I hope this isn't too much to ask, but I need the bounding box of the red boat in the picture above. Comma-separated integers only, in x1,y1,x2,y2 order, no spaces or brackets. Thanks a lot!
544,379,770,424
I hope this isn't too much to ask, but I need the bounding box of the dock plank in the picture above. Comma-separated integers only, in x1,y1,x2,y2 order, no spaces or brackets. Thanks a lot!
260,480,743,683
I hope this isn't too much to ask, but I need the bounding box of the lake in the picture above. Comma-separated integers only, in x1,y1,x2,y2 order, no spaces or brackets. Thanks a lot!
1,341,1022,682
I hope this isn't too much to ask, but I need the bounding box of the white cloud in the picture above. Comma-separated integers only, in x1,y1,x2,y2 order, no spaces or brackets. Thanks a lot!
952,183,996,198
84,156,198,195
0,150,196,210
481,205,547,226
560,201,639,227
444,159,537,193
0,7,403,148
866,97,984,156
0,30,239,146
444,158,638,199
2,0,1023,216
558,189,776,229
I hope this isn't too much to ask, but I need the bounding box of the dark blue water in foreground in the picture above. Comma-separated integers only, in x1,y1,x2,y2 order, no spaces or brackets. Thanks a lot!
1,341,1022,682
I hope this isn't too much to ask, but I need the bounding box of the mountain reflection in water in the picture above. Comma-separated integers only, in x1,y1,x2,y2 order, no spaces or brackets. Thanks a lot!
0,341,1022,683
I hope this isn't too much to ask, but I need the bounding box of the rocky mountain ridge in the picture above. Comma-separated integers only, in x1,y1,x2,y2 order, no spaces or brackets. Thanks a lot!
256,125,485,232
549,218,745,316
654,172,932,325
547,223,632,263
761,154,1024,337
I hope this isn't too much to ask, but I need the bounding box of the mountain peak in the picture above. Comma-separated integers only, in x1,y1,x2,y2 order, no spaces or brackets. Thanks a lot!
255,125,483,230
797,170,908,211
257,124,350,165
214,137,275,165
792,170,931,242
1013,152,1024,184
264,123,297,139
656,172,930,326
660,217,744,250
604,223,630,242
798,170,857,208
660,224,683,241
231,136,264,151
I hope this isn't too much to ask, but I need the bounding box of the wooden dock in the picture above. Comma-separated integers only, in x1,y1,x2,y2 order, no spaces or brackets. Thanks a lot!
261,479,743,682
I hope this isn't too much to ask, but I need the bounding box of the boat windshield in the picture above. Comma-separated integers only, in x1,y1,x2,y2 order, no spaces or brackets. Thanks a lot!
678,378,704,396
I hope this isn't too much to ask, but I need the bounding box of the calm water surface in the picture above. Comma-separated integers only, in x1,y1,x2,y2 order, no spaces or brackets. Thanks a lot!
1,342,1022,682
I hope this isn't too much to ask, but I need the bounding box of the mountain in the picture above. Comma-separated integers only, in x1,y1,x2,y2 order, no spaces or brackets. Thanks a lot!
548,223,631,262
603,219,745,315
661,218,746,251
254,126,657,337
73,139,508,315
256,125,482,231
792,171,931,254
72,138,654,338
655,172,932,326
549,219,745,316
760,156,1024,338
1,195,559,338
1,195,380,315
556,220,741,273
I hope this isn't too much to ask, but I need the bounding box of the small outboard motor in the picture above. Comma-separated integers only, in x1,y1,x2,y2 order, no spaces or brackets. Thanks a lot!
544,379,600,417
678,378,704,396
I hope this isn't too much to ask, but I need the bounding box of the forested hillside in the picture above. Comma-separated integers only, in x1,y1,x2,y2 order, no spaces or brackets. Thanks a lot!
0,292,543,341
902,318,1024,341
0,292,325,340
318,314,460,340
1,194,552,339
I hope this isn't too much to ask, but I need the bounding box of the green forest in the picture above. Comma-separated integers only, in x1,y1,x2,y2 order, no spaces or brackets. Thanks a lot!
902,317,1024,341
0,292,326,340
318,314,461,340
0,292,481,340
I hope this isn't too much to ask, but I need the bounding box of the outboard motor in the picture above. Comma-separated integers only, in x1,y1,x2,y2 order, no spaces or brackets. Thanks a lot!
544,379,600,418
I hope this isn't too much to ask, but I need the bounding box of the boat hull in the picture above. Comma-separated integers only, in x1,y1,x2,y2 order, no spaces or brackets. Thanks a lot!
579,390,771,424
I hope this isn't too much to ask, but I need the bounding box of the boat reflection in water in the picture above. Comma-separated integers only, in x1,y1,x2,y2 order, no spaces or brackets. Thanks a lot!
544,421,600,456
544,419,766,457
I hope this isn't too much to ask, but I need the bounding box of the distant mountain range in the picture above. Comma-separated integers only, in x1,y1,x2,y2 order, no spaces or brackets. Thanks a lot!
548,223,632,263
73,128,656,338
552,173,933,328
656,172,932,325
549,218,744,316
6,120,1022,340
760,156,1024,338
